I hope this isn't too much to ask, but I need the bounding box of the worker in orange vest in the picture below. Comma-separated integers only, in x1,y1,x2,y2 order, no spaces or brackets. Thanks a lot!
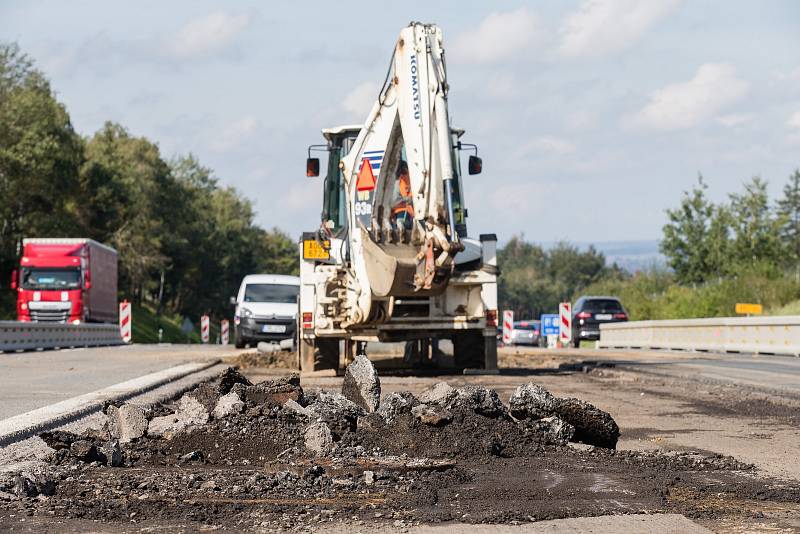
391,161,414,229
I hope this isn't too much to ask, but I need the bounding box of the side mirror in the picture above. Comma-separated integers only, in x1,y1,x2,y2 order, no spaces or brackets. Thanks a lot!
10,269,17,290
468,155,483,175
306,158,320,177
229,296,237,306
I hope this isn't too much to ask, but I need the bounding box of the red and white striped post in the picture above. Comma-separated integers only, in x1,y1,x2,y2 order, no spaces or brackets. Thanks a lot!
220,319,229,345
119,300,132,343
200,315,210,344
502,310,513,346
559,302,572,347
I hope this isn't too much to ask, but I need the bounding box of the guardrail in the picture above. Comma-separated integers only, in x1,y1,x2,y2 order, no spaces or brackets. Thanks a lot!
0,321,123,352
598,316,800,356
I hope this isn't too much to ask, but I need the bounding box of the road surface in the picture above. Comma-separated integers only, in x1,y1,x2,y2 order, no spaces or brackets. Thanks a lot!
0,344,245,419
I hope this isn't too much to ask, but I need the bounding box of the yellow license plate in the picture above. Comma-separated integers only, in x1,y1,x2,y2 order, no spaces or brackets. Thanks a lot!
303,239,330,260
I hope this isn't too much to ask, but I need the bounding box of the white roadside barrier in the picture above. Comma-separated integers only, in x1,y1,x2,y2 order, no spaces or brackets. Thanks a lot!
599,316,800,356
0,321,123,352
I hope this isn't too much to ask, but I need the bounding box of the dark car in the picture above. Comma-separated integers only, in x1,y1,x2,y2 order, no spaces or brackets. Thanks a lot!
572,296,628,347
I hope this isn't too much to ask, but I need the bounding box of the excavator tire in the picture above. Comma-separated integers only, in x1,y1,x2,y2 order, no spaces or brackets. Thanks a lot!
299,337,340,372
452,330,486,369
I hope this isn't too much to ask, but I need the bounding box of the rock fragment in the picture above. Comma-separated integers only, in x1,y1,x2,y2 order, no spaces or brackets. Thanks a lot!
147,414,182,439
98,442,123,467
307,391,365,438
555,397,619,449
341,355,381,412
106,404,148,443
533,416,575,445
304,422,333,456
411,404,453,426
212,391,244,419
509,382,619,448
147,397,208,438
377,392,418,423
283,399,312,417
509,383,559,420
186,367,252,412
13,475,37,498
243,374,303,406
69,440,97,461
38,430,78,451
418,382,457,405
452,385,506,418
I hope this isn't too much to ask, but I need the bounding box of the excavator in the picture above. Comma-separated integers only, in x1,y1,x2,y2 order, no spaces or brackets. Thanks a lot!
299,22,498,372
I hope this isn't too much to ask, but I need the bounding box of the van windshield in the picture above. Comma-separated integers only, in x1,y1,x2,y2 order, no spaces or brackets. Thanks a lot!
21,268,81,290
244,284,299,304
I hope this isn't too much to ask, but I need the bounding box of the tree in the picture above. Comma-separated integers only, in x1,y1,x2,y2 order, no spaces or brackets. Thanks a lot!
660,175,714,284
497,236,612,318
78,122,170,298
0,43,83,282
728,176,782,267
777,169,800,262
705,205,733,279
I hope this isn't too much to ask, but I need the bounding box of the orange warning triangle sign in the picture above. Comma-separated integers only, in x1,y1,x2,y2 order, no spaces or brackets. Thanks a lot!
356,157,376,192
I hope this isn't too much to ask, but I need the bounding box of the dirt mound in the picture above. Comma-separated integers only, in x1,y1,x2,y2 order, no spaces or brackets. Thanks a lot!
3,363,788,532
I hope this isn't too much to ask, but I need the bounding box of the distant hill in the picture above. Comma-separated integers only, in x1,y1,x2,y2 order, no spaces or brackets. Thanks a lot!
541,240,665,273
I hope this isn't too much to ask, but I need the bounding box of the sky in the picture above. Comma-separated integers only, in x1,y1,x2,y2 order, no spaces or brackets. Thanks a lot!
2,1,800,245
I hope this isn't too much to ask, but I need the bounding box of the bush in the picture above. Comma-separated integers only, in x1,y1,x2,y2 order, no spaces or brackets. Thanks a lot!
581,263,800,320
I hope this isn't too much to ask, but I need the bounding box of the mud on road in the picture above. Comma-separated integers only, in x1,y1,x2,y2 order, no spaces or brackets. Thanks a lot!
1,355,799,533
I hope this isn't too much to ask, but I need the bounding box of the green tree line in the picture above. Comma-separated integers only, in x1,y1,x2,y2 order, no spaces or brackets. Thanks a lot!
0,43,296,321
582,171,800,319
497,239,622,318
498,170,800,321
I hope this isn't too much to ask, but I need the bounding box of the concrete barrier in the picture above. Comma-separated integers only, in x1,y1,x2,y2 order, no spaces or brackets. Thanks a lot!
598,316,800,356
0,321,123,352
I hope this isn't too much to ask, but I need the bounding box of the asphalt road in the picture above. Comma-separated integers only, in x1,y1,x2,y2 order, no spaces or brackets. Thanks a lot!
593,350,800,393
0,344,244,419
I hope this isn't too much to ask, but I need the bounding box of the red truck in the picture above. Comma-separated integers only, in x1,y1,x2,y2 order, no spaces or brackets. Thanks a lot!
12,238,118,324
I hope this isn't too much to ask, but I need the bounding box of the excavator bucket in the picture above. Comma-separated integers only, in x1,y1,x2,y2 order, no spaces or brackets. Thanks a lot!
360,229,448,298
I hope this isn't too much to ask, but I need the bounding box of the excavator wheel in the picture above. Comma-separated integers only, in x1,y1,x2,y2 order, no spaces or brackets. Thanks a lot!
452,330,486,369
299,337,340,372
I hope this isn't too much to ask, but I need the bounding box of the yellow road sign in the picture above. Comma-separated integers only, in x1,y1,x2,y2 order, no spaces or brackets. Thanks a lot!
735,303,762,315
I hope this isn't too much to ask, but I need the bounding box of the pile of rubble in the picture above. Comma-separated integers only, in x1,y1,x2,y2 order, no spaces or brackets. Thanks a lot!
29,356,619,472
3,357,777,531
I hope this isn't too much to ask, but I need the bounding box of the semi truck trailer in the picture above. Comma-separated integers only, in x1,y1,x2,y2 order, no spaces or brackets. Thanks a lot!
13,238,118,324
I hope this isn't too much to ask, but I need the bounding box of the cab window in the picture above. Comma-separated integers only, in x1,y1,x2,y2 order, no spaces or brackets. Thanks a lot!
322,140,351,234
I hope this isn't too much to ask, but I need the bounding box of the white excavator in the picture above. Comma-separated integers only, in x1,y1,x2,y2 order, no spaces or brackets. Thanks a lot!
298,22,498,372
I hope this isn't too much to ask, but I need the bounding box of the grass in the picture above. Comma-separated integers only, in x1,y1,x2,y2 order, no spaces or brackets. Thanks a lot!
767,299,800,316
131,303,224,344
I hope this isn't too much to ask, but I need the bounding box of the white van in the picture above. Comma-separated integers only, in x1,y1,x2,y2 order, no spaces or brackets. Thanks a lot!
233,274,300,348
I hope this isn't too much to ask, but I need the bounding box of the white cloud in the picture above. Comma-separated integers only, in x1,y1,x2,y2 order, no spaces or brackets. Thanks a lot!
558,0,681,58
450,8,539,64
167,11,253,59
716,113,755,127
488,181,559,214
342,82,378,119
517,136,576,157
625,63,748,131
210,116,259,152
787,112,800,129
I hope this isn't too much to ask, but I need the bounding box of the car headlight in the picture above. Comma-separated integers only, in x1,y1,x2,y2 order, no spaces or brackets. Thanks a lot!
240,308,253,319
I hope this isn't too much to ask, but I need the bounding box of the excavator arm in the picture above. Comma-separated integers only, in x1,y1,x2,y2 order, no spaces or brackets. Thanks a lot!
340,23,464,326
